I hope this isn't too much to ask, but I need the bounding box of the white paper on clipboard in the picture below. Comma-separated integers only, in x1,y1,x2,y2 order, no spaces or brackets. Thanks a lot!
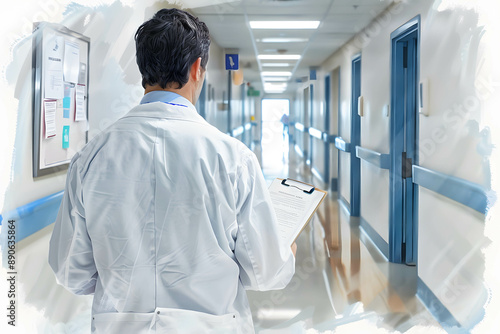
268,178,327,246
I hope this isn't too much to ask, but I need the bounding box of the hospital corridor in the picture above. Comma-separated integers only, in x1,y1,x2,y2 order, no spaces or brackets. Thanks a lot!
1,0,499,333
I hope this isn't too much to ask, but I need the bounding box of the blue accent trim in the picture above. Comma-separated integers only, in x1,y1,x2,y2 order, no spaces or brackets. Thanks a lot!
231,125,244,137
294,144,304,158
360,217,389,259
294,122,305,132
324,75,331,191
350,55,361,217
240,84,246,144
389,16,420,264
198,81,207,119
0,191,64,244
309,84,314,167
308,127,323,140
336,68,342,201
355,146,390,169
417,278,465,332
338,196,351,215
325,134,337,143
311,166,325,183
412,166,489,214
230,122,254,139
334,137,351,152
330,178,338,192
227,72,232,133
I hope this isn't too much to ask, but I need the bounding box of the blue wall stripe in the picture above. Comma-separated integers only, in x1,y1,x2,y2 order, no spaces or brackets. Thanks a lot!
355,146,390,169
325,134,337,143
311,166,325,184
308,127,323,140
294,122,305,132
334,137,351,152
0,191,63,244
360,217,389,259
231,125,244,137
417,278,465,332
230,122,254,137
412,165,490,214
294,144,304,158
330,178,338,192
338,196,350,215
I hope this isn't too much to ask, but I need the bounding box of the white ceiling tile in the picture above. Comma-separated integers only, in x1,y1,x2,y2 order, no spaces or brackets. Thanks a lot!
191,0,393,91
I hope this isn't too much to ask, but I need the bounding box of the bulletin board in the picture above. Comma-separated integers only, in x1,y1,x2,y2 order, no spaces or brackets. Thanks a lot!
32,22,90,178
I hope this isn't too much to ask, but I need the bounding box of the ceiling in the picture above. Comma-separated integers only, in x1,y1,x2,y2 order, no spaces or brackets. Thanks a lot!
190,0,394,94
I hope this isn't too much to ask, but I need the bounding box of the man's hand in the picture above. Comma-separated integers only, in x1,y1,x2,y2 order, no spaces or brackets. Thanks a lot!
291,242,297,257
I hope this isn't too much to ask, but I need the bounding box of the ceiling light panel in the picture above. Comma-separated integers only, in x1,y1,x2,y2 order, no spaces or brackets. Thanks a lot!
258,55,301,60
258,38,309,43
250,21,320,29
263,77,290,81
261,63,292,67
261,71,292,77
265,83,287,87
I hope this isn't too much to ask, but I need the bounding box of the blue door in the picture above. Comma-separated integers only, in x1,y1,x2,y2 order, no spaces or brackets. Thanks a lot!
389,17,420,265
196,80,207,119
308,84,314,166
324,75,331,186
350,56,361,217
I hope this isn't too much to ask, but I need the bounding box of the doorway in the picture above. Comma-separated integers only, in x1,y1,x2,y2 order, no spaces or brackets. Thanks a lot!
350,55,361,217
389,17,420,265
326,68,340,193
261,99,290,177
303,86,310,164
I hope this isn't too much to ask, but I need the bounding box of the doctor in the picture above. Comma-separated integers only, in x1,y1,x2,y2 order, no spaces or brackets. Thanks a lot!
49,8,296,334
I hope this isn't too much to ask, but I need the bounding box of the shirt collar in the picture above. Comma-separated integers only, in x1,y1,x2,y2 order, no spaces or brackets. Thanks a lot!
140,90,194,108
123,90,205,124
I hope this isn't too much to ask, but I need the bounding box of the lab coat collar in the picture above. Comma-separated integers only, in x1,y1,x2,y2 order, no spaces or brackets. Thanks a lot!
122,91,205,124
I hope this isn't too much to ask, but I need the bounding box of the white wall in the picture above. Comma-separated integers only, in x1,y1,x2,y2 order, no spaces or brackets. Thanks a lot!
301,0,494,327
204,45,229,133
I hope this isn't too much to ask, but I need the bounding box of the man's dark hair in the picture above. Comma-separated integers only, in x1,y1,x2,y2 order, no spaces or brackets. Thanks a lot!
135,8,210,89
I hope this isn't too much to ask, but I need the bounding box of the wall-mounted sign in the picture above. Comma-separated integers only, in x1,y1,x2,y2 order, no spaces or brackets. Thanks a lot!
247,87,260,97
225,54,239,70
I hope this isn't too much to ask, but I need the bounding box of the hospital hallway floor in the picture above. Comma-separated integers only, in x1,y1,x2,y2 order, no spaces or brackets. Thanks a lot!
246,143,443,333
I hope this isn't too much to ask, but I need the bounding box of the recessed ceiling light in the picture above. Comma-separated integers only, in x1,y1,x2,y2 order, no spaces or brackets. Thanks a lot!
261,71,292,77
250,21,320,29
265,83,287,88
258,38,309,43
265,88,287,93
264,84,287,92
262,63,292,67
258,55,301,60
263,77,290,81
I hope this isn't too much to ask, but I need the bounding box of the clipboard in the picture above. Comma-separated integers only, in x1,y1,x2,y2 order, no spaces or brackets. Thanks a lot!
269,178,327,246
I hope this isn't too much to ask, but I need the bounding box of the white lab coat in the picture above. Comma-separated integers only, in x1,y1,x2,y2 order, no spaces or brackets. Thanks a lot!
49,91,295,334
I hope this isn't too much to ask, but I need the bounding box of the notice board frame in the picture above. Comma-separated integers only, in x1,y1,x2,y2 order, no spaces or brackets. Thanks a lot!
32,22,90,178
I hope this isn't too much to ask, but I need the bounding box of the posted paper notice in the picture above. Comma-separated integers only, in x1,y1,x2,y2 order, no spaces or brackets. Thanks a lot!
44,36,64,99
75,84,86,121
44,100,57,138
63,40,80,84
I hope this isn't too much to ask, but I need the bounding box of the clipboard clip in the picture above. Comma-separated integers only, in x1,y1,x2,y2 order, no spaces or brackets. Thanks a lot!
281,178,315,194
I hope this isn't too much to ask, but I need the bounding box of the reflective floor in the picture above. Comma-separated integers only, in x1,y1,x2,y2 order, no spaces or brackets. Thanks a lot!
247,144,443,333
